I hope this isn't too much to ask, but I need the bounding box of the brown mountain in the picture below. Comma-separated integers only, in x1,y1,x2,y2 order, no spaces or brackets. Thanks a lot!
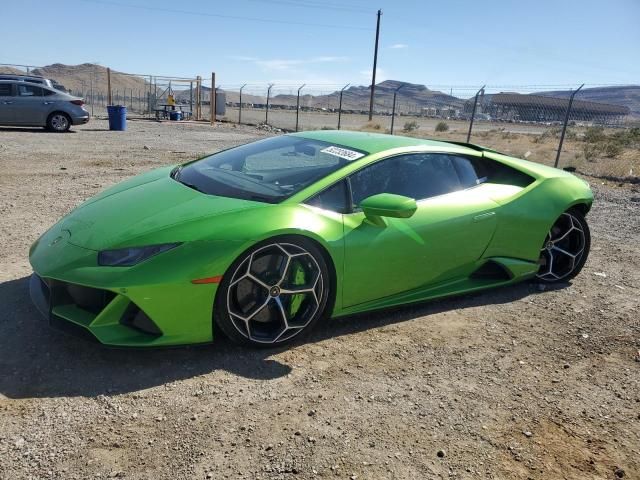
1,63,148,96
2,64,638,117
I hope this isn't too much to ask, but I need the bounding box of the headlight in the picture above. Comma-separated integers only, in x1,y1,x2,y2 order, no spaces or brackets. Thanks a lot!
98,243,181,267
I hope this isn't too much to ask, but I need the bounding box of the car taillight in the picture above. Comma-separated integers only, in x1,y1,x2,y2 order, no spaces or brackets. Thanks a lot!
70,100,84,106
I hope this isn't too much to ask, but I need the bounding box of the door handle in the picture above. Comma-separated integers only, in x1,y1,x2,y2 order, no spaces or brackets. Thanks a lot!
2,101,13,104
473,212,495,222
43,101,53,105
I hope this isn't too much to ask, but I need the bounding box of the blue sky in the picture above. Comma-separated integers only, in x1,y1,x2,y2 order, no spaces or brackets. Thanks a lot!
2,0,639,89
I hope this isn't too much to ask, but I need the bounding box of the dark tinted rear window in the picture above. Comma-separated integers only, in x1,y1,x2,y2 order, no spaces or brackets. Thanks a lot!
17,84,43,96
0,84,12,96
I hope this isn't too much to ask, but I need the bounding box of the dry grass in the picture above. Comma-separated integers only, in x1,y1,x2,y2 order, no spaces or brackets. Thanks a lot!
386,125,639,180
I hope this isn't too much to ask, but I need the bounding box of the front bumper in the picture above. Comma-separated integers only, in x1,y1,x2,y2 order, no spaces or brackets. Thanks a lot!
29,272,218,347
29,224,244,347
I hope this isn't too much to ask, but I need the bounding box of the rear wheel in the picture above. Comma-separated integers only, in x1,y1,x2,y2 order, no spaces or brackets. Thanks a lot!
214,237,331,347
537,209,590,283
47,112,71,132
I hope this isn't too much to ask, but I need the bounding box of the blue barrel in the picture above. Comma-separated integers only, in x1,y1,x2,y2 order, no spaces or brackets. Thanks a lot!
107,105,127,131
169,110,182,121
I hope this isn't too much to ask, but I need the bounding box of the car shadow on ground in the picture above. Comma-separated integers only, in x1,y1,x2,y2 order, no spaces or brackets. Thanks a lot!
0,275,556,399
0,127,77,134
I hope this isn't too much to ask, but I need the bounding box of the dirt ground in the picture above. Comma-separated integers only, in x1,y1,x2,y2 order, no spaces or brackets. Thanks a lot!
0,119,638,480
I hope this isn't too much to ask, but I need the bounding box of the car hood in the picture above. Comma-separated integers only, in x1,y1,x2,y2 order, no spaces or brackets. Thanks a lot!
53,167,262,251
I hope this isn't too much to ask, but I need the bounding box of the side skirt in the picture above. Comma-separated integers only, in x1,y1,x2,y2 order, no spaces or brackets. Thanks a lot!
333,257,538,317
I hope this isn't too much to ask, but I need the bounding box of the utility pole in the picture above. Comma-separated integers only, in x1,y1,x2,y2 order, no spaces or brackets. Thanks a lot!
368,9,382,121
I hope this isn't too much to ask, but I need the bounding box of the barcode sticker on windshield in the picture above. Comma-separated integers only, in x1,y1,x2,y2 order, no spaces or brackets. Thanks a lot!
320,146,365,161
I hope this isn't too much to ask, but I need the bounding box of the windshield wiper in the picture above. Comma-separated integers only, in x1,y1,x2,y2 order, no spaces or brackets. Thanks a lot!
247,194,278,203
171,166,204,193
170,165,183,180
180,180,205,193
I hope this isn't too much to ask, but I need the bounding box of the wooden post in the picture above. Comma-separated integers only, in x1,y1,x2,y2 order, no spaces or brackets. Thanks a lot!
196,76,202,120
107,68,112,105
210,72,216,126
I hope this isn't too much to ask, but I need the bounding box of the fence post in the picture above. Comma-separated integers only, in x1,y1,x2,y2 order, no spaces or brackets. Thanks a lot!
337,83,350,130
296,84,306,132
466,85,485,142
107,68,112,105
554,84,584,168
214,72,216,127
390,83,405,135
89,68,94,116
196,76,201,120
189,81,193,118
265,83,274,125
239,84,247,124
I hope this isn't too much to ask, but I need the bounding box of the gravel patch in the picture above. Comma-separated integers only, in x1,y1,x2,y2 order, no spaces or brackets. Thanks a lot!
1,119,638,479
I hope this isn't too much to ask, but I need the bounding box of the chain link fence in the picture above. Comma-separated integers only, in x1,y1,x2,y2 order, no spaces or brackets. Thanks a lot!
1,63,637,175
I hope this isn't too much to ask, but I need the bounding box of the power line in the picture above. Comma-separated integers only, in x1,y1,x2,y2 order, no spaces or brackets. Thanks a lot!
79,0,373,30
243,0,371,14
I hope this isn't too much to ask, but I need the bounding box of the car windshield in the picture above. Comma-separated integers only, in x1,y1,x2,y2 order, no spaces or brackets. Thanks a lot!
173,135,367,203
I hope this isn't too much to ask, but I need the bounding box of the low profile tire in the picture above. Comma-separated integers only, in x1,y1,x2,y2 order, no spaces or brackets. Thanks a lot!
214,236,332,347
46,112,71,132
537,209,590,283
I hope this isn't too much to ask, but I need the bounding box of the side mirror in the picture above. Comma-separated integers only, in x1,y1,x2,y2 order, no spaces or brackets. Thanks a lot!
360,193,417,226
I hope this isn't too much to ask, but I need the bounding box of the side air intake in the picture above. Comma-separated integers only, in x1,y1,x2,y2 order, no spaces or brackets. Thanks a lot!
470,260,513,281
120,303,163,336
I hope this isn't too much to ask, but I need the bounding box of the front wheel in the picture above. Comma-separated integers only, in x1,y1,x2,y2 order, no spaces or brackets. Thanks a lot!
214,237,331,347
46,112,71,132
537,209,590,283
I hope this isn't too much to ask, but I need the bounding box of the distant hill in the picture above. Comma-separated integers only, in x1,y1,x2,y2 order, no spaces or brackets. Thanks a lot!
0,66,27,75
535,85,640,118
2,63,638,117
265,80,464,112
0,63,147,96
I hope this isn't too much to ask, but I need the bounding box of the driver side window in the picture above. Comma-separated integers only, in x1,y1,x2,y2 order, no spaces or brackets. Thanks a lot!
17,84,43,97
349,153,467,208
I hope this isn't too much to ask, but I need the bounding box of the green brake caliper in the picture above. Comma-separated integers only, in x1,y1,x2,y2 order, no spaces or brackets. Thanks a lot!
287,260,307,318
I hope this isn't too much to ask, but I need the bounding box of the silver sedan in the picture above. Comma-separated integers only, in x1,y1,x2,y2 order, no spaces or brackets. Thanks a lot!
0,80,90,132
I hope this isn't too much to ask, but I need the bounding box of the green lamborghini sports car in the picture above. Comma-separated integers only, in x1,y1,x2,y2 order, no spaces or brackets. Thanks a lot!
29,130,593,347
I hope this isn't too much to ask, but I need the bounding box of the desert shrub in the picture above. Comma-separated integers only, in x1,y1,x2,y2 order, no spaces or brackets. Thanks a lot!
584,126,606,143
403,120,419,132
609,127,640,147
533,127,562,143
435,121,449,132
320,126,333,130
603,142,622,158
583,143,602,162
362,122,382,131
565,129,578,140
